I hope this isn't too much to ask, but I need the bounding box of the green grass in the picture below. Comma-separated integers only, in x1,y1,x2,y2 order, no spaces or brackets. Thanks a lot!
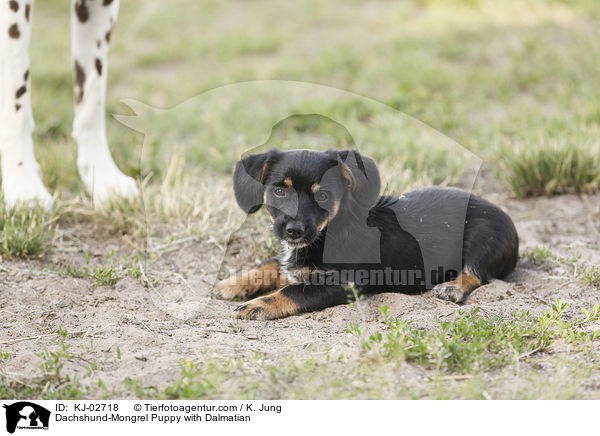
349,302,599,373
500,141,600,197
523,245,555,265
0,200,58,258
577,263,600,287
59,253,144,287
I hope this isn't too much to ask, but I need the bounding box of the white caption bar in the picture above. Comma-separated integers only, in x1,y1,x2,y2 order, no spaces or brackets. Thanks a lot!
0,400,595,435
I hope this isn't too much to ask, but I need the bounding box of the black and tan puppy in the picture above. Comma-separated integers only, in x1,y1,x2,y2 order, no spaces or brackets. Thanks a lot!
214,148,519,320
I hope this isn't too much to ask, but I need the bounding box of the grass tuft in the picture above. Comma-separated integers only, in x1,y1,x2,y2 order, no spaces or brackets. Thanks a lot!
576,263,600,287
0,200,58,258
500,142,600,197
60,253,144,287
522,245,555,265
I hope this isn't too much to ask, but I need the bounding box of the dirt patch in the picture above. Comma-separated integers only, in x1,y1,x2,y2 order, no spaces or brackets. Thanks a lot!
1,183,599,396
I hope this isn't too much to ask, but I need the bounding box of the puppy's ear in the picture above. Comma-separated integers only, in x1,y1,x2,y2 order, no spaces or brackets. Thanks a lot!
326,149,381,209
233,148,280,214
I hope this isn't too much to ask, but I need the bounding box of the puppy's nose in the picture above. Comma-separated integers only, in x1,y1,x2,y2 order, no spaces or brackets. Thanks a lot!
285,222,305,240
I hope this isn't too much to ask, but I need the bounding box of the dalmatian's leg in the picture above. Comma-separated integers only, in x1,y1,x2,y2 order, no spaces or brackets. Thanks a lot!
71,0,138,204
0,0,52,206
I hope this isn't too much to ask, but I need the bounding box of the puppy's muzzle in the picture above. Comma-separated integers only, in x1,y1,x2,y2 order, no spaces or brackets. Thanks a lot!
285,221,305,240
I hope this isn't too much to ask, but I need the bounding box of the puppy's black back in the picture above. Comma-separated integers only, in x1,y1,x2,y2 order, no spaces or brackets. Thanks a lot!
290,186,518,293
380,187,518,287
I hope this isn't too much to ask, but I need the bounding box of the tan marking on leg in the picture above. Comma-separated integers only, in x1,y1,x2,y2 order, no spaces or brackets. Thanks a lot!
310,183,320,193
214,261,288,301
283,177,293,187
234,289,300,320
432,272,481,303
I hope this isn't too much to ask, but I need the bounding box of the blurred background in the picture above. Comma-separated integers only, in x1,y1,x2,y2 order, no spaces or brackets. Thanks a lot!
30,0,600,201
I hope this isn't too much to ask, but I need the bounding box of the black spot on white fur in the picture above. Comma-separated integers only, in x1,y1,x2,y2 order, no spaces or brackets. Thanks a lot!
74,0,88,23
9,1,18,12
8,23,20,38
103,0,114,5
24,69,29,81
15,85,26,99
95,58,102,76
25,3,30,21
74,60,86,104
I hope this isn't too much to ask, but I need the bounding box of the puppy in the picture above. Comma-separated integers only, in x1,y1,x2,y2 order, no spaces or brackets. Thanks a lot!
214,148,519,320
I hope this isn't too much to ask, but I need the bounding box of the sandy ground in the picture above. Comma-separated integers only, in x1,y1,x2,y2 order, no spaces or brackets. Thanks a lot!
1,181,599,396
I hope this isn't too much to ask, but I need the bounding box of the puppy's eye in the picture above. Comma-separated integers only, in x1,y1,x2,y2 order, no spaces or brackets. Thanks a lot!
314,190,329,202
273,187,286,198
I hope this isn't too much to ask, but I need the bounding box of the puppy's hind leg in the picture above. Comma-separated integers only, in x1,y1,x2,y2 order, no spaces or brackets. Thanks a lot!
432,267,482,304
434,195,519,304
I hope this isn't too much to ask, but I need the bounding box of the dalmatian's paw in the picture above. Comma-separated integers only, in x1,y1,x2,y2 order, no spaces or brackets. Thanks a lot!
77,144,139,205
1,149,52,208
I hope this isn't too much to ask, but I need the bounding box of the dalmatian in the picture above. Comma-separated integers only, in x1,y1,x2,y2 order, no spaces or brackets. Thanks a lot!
0,0,138,207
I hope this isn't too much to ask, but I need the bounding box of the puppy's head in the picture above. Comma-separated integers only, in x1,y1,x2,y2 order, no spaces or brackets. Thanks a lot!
233,148,380,248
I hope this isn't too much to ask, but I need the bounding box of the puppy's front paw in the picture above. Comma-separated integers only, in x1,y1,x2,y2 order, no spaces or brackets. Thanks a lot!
213,275,255,300
233,292,299,320
432,282,467,303
213,261,284,301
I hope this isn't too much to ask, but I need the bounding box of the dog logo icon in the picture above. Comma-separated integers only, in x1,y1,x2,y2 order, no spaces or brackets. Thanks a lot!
3,402,50,433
